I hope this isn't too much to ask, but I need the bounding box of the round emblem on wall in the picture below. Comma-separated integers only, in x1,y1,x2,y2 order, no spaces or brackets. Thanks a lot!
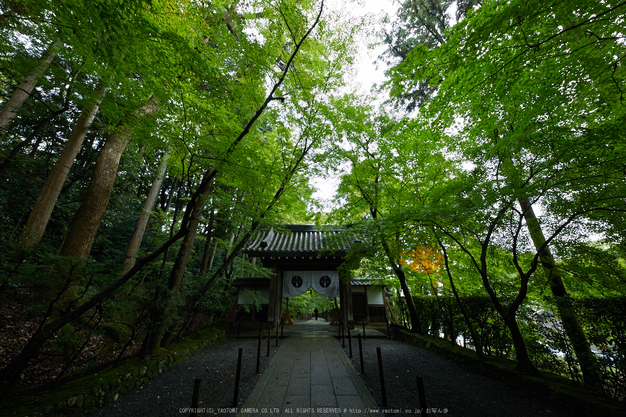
291,275,303,288
319,275,331,288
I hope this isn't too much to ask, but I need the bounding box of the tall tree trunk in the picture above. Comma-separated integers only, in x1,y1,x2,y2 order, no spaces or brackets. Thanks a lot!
182,141,312,314
0,87,72,174
437,237,484,357
380,238,423,334
121,150,169,274
58,96,159,259
0,164,208,394
502,309,537,372
0,2,326,383
519,198,604,393
476,254,539,374
141,170,215,355
357,171,423,333
0,208,193,395
0,44,58,134
437,202,540,375
199,213,215,276
17,83,107,249
200,235,217,276
501,148,602,388
368,193,422,333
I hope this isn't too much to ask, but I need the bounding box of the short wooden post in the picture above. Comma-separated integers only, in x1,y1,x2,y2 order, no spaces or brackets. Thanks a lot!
190,378,202,417
358,334,364,374
348,326,352,358
417,376,427,413
377,347,387,408
233,348,243,407
256,334,261,374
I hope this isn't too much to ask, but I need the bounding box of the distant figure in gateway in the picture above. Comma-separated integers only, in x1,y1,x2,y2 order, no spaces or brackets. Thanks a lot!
314,308,318,320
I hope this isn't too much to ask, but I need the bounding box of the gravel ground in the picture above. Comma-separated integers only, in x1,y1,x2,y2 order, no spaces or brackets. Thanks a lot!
340,337,578,417
88,337,281,417
88,332,583,417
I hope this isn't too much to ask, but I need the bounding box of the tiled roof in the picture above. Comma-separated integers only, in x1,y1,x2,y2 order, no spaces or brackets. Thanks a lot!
350,278,386,286
245,225,353,257
230,277,271,287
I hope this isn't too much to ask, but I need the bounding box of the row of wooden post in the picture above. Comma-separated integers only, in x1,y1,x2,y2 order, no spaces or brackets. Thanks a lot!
192,321,428,414
190,322,285,415
374,346,427,411
340,325,428,412
188,347,244,417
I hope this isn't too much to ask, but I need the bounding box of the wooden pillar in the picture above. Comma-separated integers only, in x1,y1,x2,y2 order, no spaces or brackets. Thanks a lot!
339,277,354,330
267,266,277,328
267,266,282,328
346,280,354,329
277,267,283,326
365,286,371,324
340,281,345,327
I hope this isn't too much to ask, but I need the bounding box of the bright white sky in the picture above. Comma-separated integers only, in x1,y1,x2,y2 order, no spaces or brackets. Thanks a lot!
311,0,396,210
342,0,396,93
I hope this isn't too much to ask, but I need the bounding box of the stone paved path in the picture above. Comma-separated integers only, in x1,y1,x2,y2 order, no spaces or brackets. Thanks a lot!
238,321,379,417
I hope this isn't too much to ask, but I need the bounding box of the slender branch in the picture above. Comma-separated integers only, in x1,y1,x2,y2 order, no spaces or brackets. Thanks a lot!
466,0,626,95
216,0,324,164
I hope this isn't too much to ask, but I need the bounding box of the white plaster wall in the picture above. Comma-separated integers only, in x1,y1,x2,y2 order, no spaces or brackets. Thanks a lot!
366,286,384,305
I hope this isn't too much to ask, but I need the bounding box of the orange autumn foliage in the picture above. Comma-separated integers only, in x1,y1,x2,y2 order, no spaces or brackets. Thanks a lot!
398,246,443,275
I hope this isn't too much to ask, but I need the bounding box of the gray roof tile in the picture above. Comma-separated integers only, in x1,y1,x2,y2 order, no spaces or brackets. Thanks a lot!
245,225,353,256
350,278,386,286
230,277,271,287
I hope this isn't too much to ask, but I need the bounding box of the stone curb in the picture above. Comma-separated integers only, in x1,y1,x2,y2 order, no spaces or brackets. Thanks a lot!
2,329,226,417
334,338,379,415
391,325,626,417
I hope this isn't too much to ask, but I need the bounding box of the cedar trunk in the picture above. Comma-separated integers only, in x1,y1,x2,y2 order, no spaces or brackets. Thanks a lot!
141,170,214,355
58,96,159,259
199,212,216,276
58,133,128,258
0,44,57,133
18,83,107,249
0,222,190,395
121,150,170,274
